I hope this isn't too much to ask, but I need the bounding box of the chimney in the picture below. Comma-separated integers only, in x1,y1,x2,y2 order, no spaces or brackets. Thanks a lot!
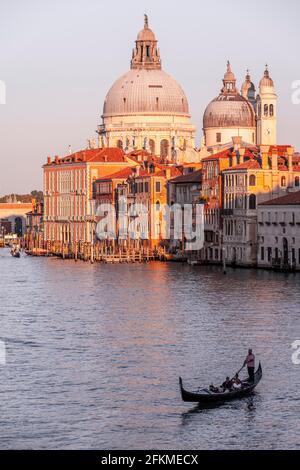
239,148,246,164
271,148,278,171
232,136,242,151
260,145,270,170
287,147,294,171
136,166,140,177
47,156,51,165
55,155,59,165
231,152,237,167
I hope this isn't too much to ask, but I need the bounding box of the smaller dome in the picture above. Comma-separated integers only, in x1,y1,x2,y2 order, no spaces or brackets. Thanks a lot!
203,94,256,129
137,27,156,42
224,62,235,82
137,14,156,42
260,67,274,88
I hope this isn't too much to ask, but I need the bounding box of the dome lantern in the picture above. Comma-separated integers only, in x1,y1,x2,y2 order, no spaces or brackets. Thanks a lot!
241,69,256,108
221,61,238,94
131,15,161,70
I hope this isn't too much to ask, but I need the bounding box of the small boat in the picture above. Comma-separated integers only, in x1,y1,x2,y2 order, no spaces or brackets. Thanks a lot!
179,363,262,403
11,247,21,258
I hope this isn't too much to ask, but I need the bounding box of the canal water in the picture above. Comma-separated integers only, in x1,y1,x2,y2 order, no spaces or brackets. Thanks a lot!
0,248,300,449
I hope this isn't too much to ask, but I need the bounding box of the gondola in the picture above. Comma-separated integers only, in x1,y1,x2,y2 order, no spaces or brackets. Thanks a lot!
179,362,262,403
11,250,20,258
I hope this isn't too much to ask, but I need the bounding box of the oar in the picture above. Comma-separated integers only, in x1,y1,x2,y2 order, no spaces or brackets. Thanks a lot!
231,364,245,381
236,364,245,375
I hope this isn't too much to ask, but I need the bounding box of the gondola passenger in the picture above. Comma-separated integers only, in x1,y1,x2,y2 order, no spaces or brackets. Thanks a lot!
221,377,233,391
232,373,242,389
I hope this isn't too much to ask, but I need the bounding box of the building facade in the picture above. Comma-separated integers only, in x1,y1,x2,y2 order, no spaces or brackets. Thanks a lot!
43,148,138,247
202,63,277,150
0,203,32,236
257,191,300,271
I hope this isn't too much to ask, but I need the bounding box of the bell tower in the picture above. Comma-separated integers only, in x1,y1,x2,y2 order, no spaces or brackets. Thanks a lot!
256,66,277,146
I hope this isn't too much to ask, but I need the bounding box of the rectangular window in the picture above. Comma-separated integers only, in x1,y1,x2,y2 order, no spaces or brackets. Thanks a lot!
155,181,161,193
216,132,221,143
145,182,149,193
261,247,264,261
267,247,272,263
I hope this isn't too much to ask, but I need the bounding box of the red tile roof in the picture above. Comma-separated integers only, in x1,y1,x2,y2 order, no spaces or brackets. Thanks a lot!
47,147,127,165
201,145,296,163
223,160,261,171
154,167,183,178
259,190,300,206
95,167,136,182
170,169,202,184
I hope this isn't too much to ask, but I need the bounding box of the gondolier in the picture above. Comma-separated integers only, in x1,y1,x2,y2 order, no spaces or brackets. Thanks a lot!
244,349,255,382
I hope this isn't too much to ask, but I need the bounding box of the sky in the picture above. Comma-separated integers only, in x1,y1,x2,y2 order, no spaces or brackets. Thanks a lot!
0,0,300,194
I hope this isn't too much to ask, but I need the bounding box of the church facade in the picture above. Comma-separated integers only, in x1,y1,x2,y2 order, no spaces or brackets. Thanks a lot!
203,63,277,150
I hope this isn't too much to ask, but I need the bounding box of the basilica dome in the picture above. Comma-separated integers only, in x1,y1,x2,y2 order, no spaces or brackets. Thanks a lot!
99,16,196,163
203,93,255,128
103,68,189,116
203,62,256,147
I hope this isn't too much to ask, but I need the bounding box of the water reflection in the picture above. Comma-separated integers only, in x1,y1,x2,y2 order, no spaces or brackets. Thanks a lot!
0,248,300,449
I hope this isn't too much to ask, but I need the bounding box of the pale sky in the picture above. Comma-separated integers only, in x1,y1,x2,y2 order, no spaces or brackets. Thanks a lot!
0,0,300,194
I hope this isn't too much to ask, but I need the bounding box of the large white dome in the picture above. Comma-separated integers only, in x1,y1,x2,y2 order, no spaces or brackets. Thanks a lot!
102,68,190,117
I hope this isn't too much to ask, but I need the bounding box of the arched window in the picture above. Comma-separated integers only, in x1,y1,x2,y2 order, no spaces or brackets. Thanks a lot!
295,176,300,187
160,139,169,160
249,174,256,186
264,104,268,117
269,104,274,117
149,139,155,155
116,140,123,149
249,194,256,210
156,201,160,211
258,103,261,118
281,176,286,187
